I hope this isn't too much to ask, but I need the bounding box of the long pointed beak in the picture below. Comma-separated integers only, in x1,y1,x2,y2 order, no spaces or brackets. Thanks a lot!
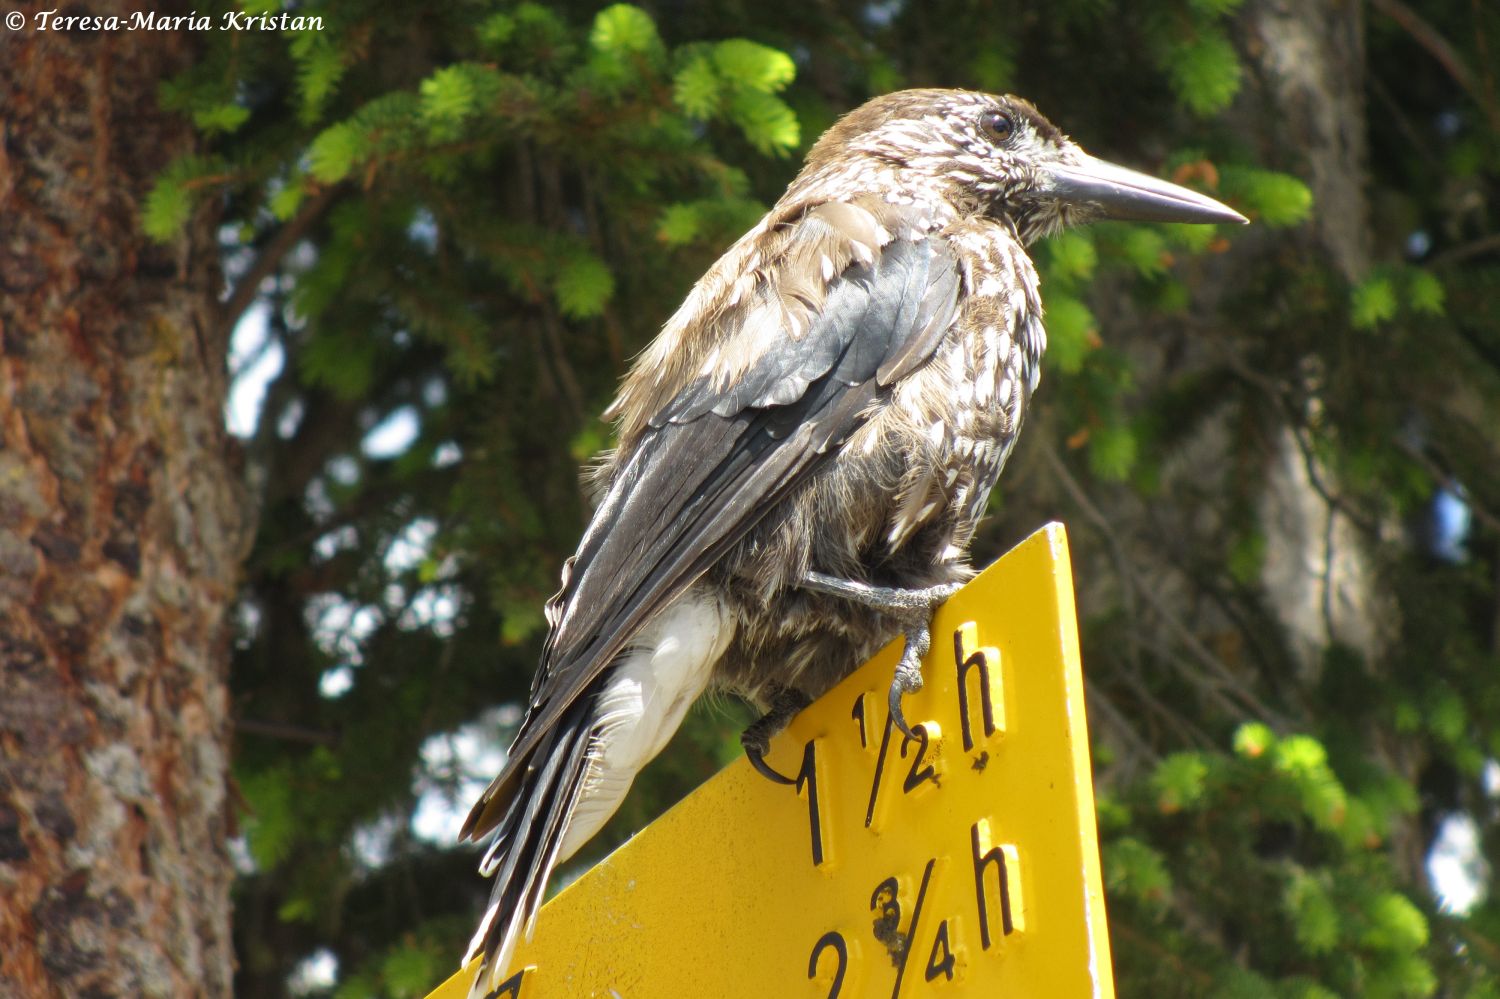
1044,156,1247,225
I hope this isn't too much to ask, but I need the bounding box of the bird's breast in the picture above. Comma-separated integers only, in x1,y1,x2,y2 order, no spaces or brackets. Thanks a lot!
708,224,1048,706
843,226,1045,549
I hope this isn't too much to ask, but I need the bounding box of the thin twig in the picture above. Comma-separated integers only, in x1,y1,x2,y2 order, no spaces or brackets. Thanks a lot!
1366,75,1444,172
1042,446,1283,727
236,717,339,745
1108,921,1218,989
1368,0,1500,134
1393,435,1500,535
1430,232,1500,269
1084,677,1162,768
218,184,340,342
540,307,587,426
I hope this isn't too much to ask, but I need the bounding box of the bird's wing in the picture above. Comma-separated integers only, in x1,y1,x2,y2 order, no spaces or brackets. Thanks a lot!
461,206,962,840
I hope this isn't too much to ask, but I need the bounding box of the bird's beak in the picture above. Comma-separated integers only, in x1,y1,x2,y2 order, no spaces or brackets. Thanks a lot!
1043,156,1248,225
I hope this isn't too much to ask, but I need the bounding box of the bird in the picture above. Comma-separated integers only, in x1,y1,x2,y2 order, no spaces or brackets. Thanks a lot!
457,88,1245,994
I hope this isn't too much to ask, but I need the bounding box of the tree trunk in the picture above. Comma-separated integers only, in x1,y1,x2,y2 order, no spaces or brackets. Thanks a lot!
0,12,244,997
1239,0,1391,678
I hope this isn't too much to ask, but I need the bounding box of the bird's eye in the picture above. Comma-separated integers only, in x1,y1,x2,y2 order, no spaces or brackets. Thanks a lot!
981,110,1015,144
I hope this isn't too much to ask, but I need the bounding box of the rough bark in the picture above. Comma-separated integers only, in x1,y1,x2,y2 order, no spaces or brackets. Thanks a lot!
1242,0,1372,283
0,11,244,997
1240,0,1392,677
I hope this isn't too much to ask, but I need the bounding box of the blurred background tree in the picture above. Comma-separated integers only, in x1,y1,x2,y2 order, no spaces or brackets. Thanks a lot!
81,0,1500,994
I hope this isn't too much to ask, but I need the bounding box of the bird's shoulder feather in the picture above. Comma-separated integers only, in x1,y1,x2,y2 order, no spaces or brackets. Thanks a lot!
607,195,941,449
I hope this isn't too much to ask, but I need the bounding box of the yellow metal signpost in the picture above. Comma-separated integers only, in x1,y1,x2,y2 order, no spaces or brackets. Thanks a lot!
425,523,1113,998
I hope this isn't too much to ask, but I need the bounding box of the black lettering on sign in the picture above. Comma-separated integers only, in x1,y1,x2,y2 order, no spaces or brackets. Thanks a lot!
851,692,869,749
795,739,826,866
864,707,897,829
900,723,939,793
808,930,849,999
925,919,957,983
869,876,904,965
954,623,1004,752
889,859,937,999
483,968,525,999
971,818,1024,949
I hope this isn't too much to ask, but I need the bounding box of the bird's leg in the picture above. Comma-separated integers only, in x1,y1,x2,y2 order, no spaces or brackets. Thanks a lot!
801,571,962,738
741,684,813,785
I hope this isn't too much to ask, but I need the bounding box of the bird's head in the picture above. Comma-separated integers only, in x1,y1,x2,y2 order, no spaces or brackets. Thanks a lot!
802,89,1246,243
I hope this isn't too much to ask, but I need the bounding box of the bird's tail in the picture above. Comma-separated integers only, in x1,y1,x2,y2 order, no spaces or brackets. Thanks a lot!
459,701,593,998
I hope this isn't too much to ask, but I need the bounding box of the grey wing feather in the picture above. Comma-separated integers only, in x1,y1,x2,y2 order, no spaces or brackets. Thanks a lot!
659,232,959,423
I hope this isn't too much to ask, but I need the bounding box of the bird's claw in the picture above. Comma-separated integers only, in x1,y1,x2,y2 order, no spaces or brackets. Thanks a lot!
740,686,812,785
744,739,795,785
797,571,962,739
887,652,925,739
887,613,933,739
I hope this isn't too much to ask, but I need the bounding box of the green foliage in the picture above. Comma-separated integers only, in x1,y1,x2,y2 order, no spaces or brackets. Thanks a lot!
1117,227,1171,278
1221,167,1314,227
140,154,225,240
590,4,660,56
1188,0,1244,13
672,39,800,155
476,11,515,50
1234,721,1275,758
1363,892,1430,952
1284,869,1340,954
1046,230,1099,282
1272,734,1348,834
1044,295,1097,373
418,65,493,140
553,254,615,319
1089,421,1138,481
1166,31,1243,116
1105,725,1443,994
193,101,251,135
672,56,721,119
1407,269,1445,315
1163,218,1219,253
307,121,362,183
291,31,347,123
379,942,442,997
1152,751,1211,812
299,325,378,399
713,39,796,94
268,178,308,222
149,0,1500,995
1352,274,1400,328
240,765,298,870
728,89,802,156
1227,530,1265,585
141,175,193,242
588,5,665,93
1104,836,1174,904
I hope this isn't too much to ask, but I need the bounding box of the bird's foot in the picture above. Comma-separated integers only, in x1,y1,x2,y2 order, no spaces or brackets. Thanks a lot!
741,685,812,785
802,573,962,614
887,613,931,739
801,572,963,738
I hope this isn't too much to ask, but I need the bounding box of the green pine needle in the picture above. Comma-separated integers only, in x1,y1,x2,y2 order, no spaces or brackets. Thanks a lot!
591,4,661,56
554,255,616,319
713,39,795,94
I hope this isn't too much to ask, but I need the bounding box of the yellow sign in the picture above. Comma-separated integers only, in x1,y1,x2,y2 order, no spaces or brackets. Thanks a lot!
427,522,1113,998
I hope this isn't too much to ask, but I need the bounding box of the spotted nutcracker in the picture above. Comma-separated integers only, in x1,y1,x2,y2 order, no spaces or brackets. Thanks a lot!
458,88,1245,993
